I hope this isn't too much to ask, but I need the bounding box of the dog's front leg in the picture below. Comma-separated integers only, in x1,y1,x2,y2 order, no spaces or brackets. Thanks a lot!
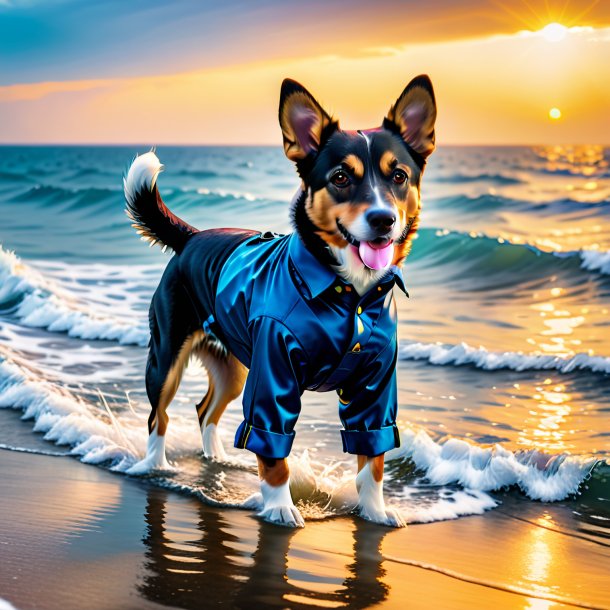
355,454,405,527
252,456,304,528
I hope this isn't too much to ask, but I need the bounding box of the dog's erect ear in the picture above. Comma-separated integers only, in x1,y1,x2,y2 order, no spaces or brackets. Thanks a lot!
279,79,337,162
385,75,437,160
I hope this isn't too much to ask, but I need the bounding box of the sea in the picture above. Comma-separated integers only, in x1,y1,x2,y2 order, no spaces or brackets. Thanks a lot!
0,144,608,536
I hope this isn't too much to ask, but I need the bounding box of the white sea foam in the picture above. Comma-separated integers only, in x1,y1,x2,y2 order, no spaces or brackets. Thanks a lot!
399,489,497,523
0,350,598,524
580,249,610,275
0,246,151,346
389,428,599,502
0,354,178,471
0,443,71,457
0,351,498,522
196,187,259,202
398,341,610,374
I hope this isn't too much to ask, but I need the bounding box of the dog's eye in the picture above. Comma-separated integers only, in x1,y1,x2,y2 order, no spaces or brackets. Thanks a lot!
392,169,408,185
331,171,350,188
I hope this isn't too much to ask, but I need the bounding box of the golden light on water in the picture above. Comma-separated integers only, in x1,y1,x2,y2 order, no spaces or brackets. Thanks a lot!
518,381,574,452
520,517,560,610
549,107,562,120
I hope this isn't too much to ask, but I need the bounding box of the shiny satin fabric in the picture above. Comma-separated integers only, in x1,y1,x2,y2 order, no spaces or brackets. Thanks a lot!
213,232,407,459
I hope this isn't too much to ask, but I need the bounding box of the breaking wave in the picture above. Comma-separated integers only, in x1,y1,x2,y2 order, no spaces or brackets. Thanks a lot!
0,351,604,520
0,246,150,346
389,428,601,502
398,341,610,375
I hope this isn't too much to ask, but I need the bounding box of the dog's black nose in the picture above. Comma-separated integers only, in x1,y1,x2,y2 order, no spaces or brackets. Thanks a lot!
366,208,396,234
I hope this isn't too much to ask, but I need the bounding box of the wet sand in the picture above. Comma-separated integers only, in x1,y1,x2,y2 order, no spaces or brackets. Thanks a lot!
1,450,609,610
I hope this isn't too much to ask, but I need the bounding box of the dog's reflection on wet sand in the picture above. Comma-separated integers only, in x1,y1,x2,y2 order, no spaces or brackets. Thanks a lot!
138,488,390,609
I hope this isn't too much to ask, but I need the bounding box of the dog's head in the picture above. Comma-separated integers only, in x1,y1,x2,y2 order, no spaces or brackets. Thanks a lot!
280,76,436,284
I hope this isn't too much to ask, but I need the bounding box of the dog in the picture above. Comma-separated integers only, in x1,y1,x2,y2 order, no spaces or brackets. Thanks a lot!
123,75,437,528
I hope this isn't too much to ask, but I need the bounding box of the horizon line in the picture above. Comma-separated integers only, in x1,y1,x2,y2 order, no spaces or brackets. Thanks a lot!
1,142,608,148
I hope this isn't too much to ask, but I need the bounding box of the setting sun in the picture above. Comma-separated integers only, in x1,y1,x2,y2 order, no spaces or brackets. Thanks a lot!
549,107,562,120
541,22,568,42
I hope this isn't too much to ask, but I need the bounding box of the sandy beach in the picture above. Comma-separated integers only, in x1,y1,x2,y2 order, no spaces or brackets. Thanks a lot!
1,447,608,610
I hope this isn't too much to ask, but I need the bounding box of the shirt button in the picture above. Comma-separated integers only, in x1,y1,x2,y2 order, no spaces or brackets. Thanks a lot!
345,285,352,292
335,285,343,293
377,286,382,292
357,306,362,315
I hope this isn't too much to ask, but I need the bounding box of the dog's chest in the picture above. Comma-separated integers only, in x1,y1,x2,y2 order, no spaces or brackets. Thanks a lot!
214,232,399,390
285,285,397,391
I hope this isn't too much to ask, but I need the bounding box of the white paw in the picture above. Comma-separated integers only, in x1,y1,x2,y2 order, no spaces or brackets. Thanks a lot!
258,504,305,528
355,462,406,527
254,478,305,528
242,492,264,510
125,454,175,476
201,423,227,461
357,504,406,528
126,428,175,475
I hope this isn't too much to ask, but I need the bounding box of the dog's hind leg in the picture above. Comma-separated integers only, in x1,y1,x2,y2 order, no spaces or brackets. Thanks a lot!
127,265,200,475
194,338,246,460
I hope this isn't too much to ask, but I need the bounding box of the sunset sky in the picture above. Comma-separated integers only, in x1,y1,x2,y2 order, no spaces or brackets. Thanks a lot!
1,0,609,145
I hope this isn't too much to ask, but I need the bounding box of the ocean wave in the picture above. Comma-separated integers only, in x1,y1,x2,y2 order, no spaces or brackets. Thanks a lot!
194,187,263,202
398,340,610,375
10,184,121,206
0,353,497,523
580,249,610,275
68,167,114,179
0,170,31,183
175,169,221,179
431,172,524,185
0,443,72,457
154,450,498,524
429,193,610,216
0,246,149,346
1,237,609,360
388,428,601,502
415,227,610,278
0,347,603,524
0,356,142,469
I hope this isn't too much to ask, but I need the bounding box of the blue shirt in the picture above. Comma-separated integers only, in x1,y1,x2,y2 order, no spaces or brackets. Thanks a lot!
213,232,406,459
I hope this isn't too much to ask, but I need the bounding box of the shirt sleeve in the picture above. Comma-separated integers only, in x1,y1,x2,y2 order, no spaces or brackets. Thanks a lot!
234,316,309,458
336,335,399,456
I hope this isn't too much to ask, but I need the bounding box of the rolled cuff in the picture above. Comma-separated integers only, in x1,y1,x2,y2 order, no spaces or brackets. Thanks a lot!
340,424,400,456
234,421,296,459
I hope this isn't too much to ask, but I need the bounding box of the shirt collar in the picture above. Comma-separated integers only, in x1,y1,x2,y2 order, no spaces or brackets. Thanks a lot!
389,266,409,296
288,233,337,298
288,233,409,299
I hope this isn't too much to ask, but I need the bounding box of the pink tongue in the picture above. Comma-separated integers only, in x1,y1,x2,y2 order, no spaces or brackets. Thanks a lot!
358,241,394,270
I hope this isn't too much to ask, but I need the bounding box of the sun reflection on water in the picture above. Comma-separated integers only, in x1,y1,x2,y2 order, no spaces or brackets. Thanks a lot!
533,145,608,178
518,513,565,609
518,381,573,452
527,284,591,359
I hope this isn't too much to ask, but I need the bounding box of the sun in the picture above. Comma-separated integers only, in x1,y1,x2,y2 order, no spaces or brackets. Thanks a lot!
549,107,562,120
541,22,568,42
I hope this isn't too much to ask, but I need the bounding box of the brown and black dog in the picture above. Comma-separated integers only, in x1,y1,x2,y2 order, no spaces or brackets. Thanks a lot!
124,76,436,527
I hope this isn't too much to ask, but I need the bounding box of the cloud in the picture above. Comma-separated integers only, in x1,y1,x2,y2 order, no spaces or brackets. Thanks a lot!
2,25,610,145
0,78,112,102
3,0,610,86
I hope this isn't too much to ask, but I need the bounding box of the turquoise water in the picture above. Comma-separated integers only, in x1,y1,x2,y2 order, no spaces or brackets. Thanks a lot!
0,145,608,531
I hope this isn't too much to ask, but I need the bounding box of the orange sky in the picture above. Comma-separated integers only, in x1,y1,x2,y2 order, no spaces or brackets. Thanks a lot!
1,1,609,145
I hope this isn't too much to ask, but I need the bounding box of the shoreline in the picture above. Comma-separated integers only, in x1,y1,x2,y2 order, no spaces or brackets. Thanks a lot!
1,449,609,610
